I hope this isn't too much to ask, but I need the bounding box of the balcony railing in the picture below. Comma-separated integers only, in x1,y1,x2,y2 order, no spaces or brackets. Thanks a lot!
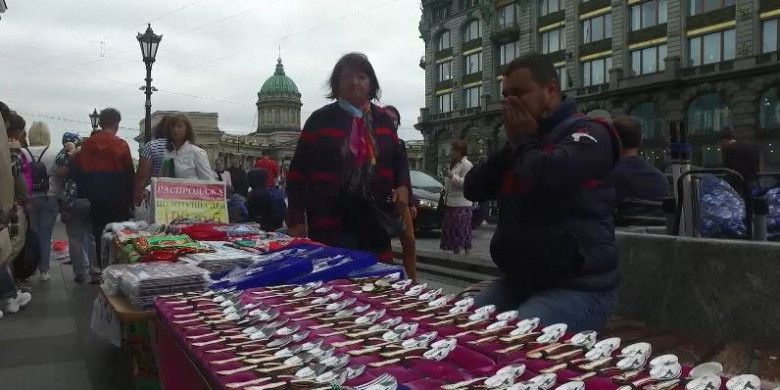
491,24,521,43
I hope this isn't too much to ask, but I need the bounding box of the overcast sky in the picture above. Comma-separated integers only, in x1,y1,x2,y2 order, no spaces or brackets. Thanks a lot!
0,0,425,158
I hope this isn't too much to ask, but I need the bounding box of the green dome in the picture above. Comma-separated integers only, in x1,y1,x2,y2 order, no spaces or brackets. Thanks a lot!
259,58,300,97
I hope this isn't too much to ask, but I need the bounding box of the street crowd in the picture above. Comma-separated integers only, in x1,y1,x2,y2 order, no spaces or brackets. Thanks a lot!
0,52,758,330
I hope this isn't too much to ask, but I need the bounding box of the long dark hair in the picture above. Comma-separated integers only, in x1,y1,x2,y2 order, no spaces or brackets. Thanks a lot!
326,52,381,101
153,115,174,139
166,114,196,151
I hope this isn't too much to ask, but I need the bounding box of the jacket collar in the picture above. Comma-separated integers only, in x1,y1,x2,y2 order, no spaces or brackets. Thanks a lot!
538,95,577,135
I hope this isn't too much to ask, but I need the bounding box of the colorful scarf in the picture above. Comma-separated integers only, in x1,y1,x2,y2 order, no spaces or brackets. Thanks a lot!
338,99,376,167
338,99,378,199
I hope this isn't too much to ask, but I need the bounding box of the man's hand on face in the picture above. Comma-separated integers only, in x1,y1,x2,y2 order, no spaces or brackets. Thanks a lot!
503,96,539,143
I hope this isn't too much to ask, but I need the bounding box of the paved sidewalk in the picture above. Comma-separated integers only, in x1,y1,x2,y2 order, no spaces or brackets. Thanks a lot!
0,223,131,390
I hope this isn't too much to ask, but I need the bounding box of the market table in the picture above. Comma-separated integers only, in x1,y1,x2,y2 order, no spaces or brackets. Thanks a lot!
152,279,769,390
94,288,160,390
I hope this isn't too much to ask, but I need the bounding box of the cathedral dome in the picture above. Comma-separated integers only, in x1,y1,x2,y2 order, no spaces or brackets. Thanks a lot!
259,58,300,98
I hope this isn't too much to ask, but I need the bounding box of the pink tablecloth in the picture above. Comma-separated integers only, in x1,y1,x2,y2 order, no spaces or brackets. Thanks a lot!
154,280,704,390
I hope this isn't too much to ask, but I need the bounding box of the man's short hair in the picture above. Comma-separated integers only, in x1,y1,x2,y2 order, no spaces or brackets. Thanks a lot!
613,116,643,149
99,108,121,129
503,54,559,85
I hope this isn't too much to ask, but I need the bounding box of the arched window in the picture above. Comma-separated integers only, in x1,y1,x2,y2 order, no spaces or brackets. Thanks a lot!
463,19,482,42
687,93,730,135
760,86,780,131
630,102,663,139
437,30,451,51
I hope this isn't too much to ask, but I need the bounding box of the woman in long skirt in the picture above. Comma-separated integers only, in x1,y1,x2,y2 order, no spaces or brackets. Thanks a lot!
440,140,474,254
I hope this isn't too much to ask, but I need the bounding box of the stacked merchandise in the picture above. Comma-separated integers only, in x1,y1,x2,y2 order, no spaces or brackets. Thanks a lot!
102,221,165,265
209,245,380,290
155,278,761,390
179,242,257,275
108,262,209,308
120,234,213,263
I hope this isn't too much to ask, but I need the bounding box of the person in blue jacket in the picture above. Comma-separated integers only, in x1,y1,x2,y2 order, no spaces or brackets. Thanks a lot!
464,54,621,332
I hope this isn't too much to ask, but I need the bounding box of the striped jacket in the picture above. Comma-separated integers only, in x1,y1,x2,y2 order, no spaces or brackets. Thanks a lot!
286,102,410,246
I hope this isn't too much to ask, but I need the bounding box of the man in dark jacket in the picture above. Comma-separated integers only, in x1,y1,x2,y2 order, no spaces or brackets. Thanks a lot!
608,117,668,202
464,54,620,331
247,168,286,232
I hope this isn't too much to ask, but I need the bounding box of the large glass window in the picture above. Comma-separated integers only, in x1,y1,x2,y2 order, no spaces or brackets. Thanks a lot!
630,102,663,139
689,0,734,15
689,29,735,66
582,14,612,43
437,93,453,113
630,44,667,75
556,66,569,90
499,41,519,65
687,93,730,135
630,0,667,30
760,87,780,131
539,0,561,16
763,19,779,54
540,28,566,53
582,57,612,86
434,6,450,21
463,19,482,42
437,61,452,82
464,52,483,74
464,86,483,108
498,4,517,28
437,30,451,51
459,0,478,10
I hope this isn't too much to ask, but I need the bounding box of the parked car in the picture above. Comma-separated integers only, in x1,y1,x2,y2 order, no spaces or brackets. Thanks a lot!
409,170,443,233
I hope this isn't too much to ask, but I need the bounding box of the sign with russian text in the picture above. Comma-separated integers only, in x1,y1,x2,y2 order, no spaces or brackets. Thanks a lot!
152,178,228,224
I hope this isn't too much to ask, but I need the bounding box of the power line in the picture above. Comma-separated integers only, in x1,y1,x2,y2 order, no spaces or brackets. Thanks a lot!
165,0,285,40
181,0,407,71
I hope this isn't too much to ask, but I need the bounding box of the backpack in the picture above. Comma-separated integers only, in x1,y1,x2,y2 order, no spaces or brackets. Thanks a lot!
25,147,50,193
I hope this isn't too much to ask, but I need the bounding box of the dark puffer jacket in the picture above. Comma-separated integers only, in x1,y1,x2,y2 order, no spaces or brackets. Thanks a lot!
247,168,286,232
464,96,620,296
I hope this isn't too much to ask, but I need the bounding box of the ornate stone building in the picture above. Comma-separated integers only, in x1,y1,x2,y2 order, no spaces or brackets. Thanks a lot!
138,58,303,169
416,0,780,174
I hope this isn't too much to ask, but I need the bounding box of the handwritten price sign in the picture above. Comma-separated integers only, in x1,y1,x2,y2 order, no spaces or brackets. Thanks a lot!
151,178,228,224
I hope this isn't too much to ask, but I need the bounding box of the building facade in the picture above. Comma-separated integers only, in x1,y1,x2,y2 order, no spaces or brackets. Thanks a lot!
138,58,302,169
416,0,780,174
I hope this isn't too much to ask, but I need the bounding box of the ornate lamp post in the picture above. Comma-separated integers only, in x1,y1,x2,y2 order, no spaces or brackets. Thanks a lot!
89,108,100,132
136,23,162,143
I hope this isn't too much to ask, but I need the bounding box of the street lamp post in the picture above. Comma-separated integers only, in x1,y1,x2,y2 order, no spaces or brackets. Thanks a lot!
89,108,99,132
136,23,162,143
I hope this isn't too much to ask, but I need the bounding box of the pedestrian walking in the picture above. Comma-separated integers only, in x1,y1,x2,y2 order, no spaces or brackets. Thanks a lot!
54,133,96,283
72,108,134,276
22,121,58,281
286,52,411,261
161,114,217,181
440,140,474,254
0,101,33,318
